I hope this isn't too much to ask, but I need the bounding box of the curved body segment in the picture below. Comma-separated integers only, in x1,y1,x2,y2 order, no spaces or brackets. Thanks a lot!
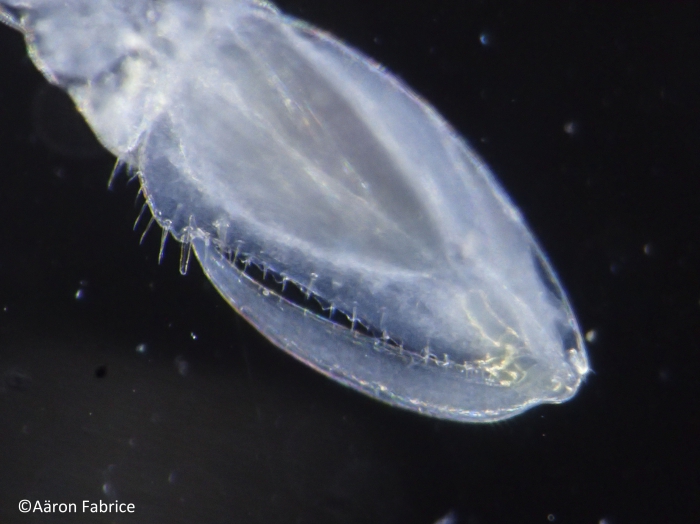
0,0,589,421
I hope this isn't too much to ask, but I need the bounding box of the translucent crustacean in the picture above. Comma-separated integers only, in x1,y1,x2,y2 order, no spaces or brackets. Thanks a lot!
0,0,589,421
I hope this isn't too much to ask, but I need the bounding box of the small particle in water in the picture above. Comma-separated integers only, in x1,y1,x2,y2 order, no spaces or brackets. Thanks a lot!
563,120,578,135
585,329,598,343
433,510,457,524
74,279,89,300
547,515,556,522
135,343,147,354
175,356,189,376
4,368,32,392
190,332,198,340
643,243,655,256
479,32,491,46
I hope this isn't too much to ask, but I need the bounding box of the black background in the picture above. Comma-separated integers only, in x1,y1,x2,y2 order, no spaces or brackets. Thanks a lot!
0,1,698,523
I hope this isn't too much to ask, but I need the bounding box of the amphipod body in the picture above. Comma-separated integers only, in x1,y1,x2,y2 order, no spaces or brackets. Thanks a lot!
0,0,589,421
